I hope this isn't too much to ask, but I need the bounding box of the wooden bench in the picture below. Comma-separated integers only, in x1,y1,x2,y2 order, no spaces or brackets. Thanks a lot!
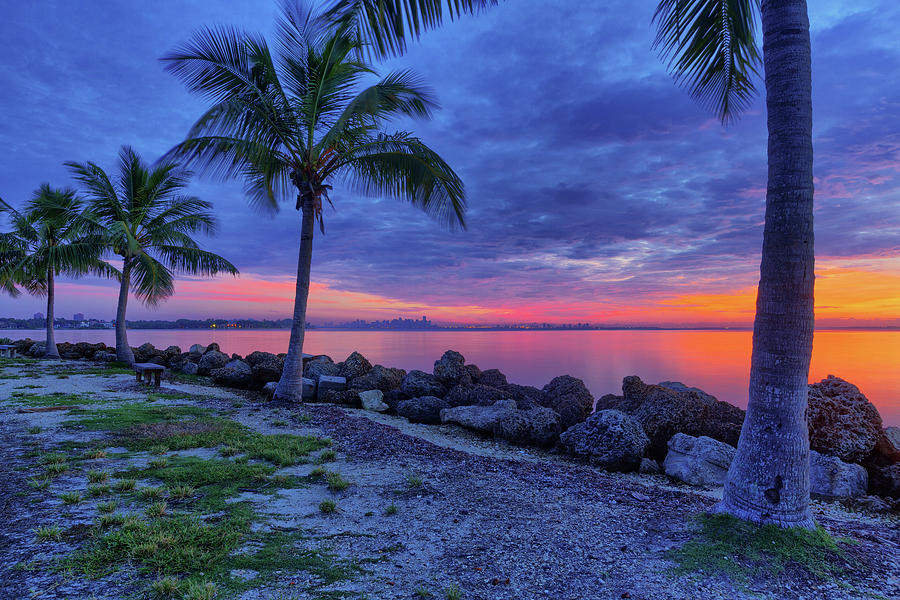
0,344,17,358
134,363,165,387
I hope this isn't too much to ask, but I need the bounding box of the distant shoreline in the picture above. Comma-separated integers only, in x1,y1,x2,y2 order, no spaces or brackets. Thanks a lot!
1,326,899,333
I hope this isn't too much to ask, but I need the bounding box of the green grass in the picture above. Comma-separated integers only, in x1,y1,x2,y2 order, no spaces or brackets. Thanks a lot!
385,502,398,515
669,513,851,582
87,470,109,483
406,472,424,488
41,452,68,464
150,575,181,598
85,449,107,459
325,472,351,492
13,392,103,407
27,425,42,434
44,462,68,477
113,478,136,492
98,501,117,514
319,499,337,513
146,501,168,518
167,485,196,500
35,525,62,542
315,449,337,464
87,484,111,498
139,487,166,501
60,492,82,505
148,392,189,401
64,404,209,432
415,586,433,598
445,583,462,600
28,478,51,491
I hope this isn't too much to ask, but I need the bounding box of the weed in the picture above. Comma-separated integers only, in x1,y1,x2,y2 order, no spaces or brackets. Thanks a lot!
310,466,327,478
319,499,337,514
87,484,110,498
150,575,181,598
315,449,337,464
406,472,424,488
148,458,169,469
113,478,136,492
35,525,62,542
28,478,51,491
41,452,67,464
445,583,462,600
271,419,288,427
27,426,42,434
96,513,126,529
385,503,398,516
146,502,168,518
85,449,107,459
167,485,196,500
219,445,238,457
87,470,109,483
184,581,217,600
149,444,169,455
326,472,351,492
45,462,68,476
60,492,82,505
98,501,117,514
415,586,433,598
139,487,166,501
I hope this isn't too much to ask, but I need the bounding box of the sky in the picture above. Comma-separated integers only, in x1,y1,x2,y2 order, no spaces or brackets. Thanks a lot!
0,0,898,327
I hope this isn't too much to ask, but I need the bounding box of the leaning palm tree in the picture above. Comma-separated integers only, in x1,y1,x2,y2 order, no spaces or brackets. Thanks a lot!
161,0,466,402
0,186,111,358
66,147,239,364
653,0,816,528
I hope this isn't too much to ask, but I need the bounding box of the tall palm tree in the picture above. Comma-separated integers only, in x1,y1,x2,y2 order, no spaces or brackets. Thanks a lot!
653,0,816,528
161,0,466,402
0,186,111,358
66,147,239,365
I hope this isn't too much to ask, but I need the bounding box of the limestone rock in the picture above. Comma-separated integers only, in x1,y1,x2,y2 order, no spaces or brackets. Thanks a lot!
807,375,883,464
540,375,594,431
349,364,405,393
400,370,447,398
559,409,649,472
444,384,506,408
494,406,562,448
304,355,340,381
433,350,472,387
197,350,228,375
319,389,360,406
359,390,388,412
338,351,372,381
639,458,662,475
498,383,546,410
479,368,508,388
663,433,735,487
181,361,199,375
440,400,517,433
810,450,868,498
316,375,347,402
245,351,283,388
397,396,449,424
262,381,278,399
210,360,252,388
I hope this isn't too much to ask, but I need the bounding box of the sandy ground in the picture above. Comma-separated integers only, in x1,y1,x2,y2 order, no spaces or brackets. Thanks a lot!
1,359,898,600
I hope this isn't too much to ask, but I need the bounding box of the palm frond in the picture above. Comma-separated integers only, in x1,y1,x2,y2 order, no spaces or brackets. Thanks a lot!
153,245,239,277
653,0,761,122
129,253,175,306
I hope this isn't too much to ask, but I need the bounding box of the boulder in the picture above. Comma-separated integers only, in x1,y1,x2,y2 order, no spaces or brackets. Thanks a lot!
197,350,228,375
465,364,482,384
622,376,744,459
540,375,594,431
304,356,340,381
189,343,207,355
440,399,517,434
867,463,900,498
433,350,472,387
479,369,508,388
28,342,47,357
494,406,562,448
444,384,506,408
338,351,372,381
400,370,447,398
383,389,408,414
62,351,82,360
319,389,360,406
181,361,199,375
316,375,347,402
349,364,405,393
810,450,868,499
133,342,159,363
245,352,283,388
658,381,719,404
397,396,449,424
875,427,900,463
205,343,221,353
359,390,388,412
663,433,735,487
262,381,278,399
149,356,166,366
807,375,884,464
558,409,649,472
639,458,662,475
498,383,545,410
95,351,117,363
210,360,252,388
594,394,635,413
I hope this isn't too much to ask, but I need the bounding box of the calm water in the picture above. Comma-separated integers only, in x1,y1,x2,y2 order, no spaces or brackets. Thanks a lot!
4,329,898,425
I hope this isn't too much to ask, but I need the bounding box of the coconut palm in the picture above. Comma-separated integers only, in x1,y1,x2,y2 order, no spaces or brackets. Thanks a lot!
66,147,239,365
161,0,466,402
653,0,816,528
0,186,111,358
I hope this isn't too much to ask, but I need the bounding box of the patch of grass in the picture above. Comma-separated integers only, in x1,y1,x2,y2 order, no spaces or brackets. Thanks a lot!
406,472,424,489
167,485,196,501
169,372,208,385
415,586,433,598
148,392,189,401
326,472,351,492
150,575,181,598
60,492,82,505
41,452,67,464
669,513,850,582
445,583,462,600
28,477,51,491
315,449,337,464
96,513,127,529
85,449,107,459
113,478,136,492
385,502,398,515
35,525,62,542
87,470,109,483
44,462,68,477
148,458,169,469
64,404,209,432
319,499,337,514
87,484,111,498
270,419,288,427
27,425,42,434
183,582,217,600
139,487,166,501
309,466,327,479
146,501,168,518
98,501,117,514
148,444,169,455
14,392,101,407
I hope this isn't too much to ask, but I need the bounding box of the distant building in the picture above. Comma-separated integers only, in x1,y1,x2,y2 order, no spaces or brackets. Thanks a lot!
74,313,85,321
33,312,44,320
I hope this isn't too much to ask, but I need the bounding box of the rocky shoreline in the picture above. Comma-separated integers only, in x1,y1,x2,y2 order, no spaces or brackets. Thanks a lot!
8,337,900,513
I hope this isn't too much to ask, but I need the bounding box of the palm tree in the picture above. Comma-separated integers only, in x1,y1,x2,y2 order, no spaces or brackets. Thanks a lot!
0,186,111,358
66,147,239,365
160,0,466,402
653,0,816,528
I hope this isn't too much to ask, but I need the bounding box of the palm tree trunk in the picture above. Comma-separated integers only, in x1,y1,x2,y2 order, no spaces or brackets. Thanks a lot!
115,258,135,365
44,266,60,358
274,196,315,402
715,0,816,529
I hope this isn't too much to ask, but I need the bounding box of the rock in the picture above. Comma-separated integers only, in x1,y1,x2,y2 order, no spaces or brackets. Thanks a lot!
874,427,900,463
494,406,562,447
181,361,199,375
383,389,408,414
498,383,545,410
400,370,447,398
338,351,372,381
810,450,868,498
359,390,388,412
28,342,47,357
197,350,228,375
594,394,634,413
433,350,472,387
133,342,159,363
320,389,360,406
189,343,207,355
245,352,283,388
658,381,718,404
304,356,340,381
62,351,81,360
440,400,517,433
95,351,117,363
558,410,649,472
465,364,482,384
622,376,744,459
849,495,892,514
262,381,278,399
316,375,347,402
479,369,508,388
397,396,449,424
663,433,735,487
164,345,182,356
349,364,405,393
639,458,662,475
149,356,166,366
867,463,900,498
807,375,883,464
210,360,252,388
444,384,506,408
205,343,220,353
540,375,594,431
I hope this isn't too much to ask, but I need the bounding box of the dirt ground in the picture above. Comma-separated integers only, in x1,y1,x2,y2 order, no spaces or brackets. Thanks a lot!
1,358,898,600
